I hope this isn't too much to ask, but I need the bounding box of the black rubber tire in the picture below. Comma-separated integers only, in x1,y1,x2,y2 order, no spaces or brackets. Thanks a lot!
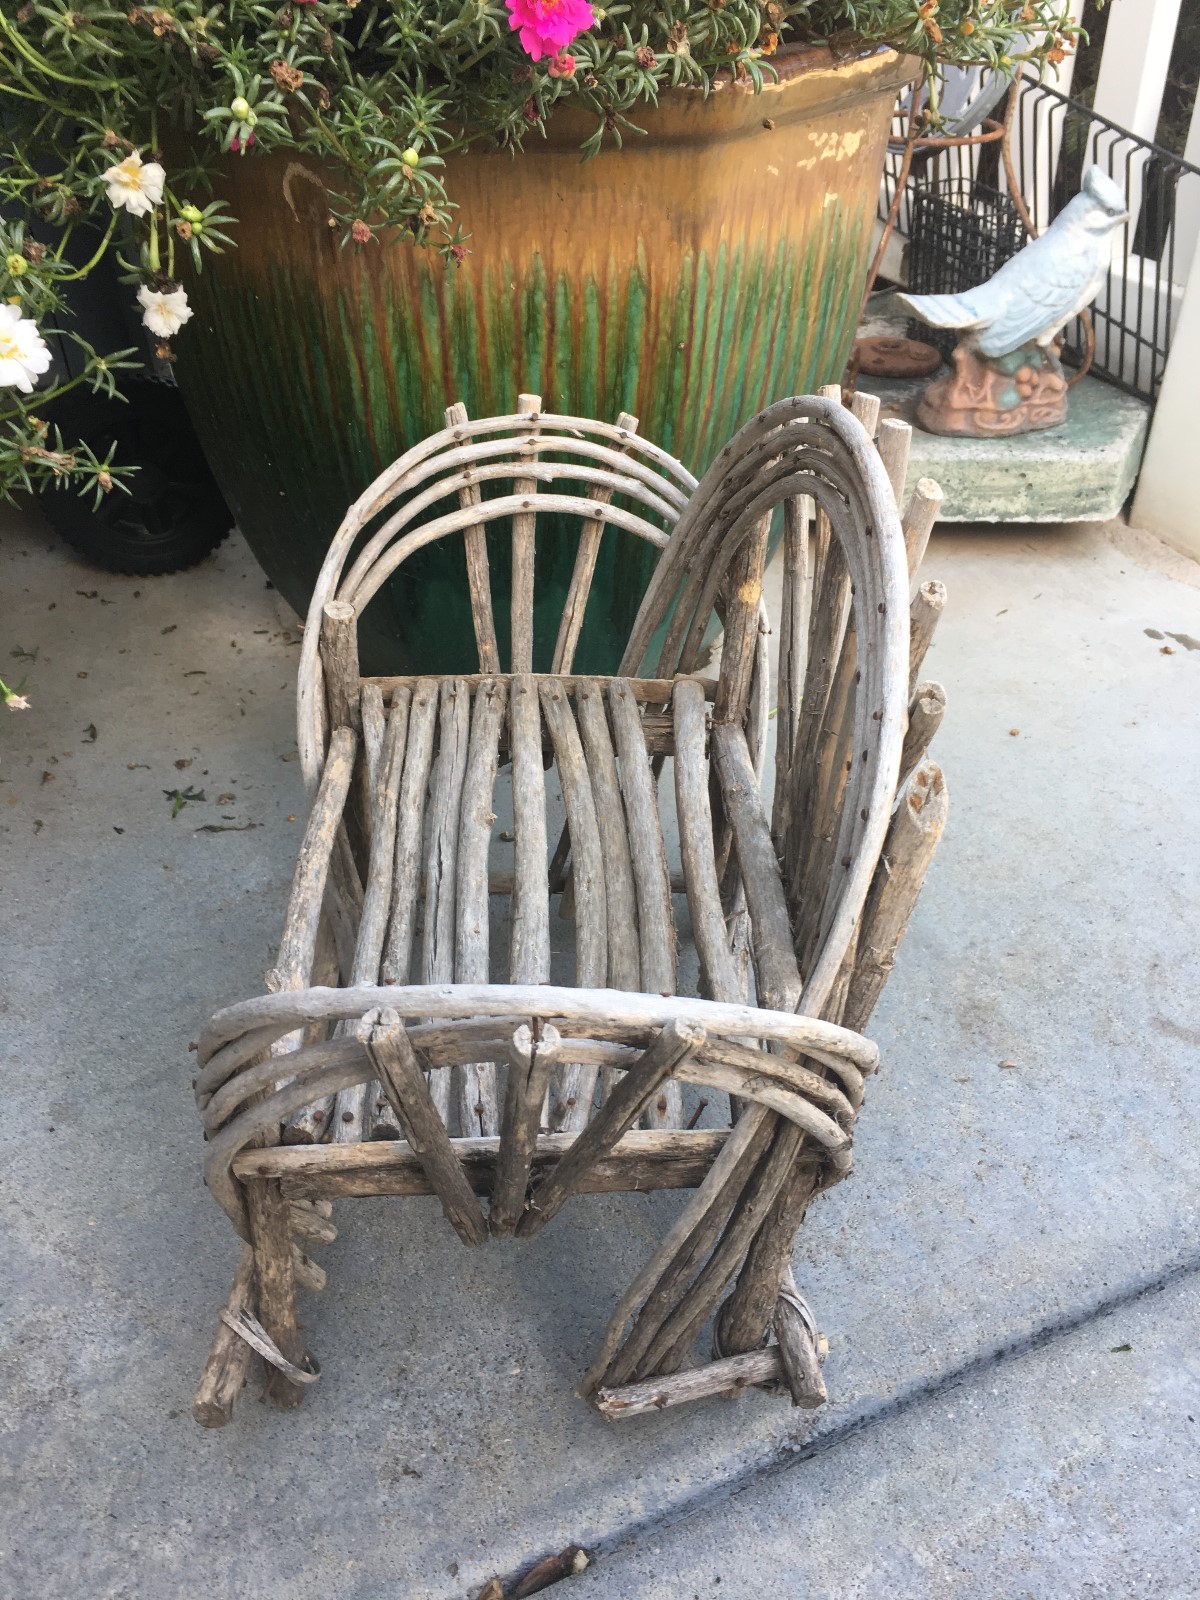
39,379,233,576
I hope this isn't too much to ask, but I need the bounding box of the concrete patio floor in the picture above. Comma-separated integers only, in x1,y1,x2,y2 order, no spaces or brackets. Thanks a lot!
2,501,1199,1599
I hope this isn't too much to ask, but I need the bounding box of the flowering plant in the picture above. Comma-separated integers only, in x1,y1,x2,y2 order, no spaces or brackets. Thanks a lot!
0,0,1077,505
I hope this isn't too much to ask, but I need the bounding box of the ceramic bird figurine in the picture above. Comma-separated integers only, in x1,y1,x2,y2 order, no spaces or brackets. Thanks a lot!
899,165,1129,357
897,166,1129,437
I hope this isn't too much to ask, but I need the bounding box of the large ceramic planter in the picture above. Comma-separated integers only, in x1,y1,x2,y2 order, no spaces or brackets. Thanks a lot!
176,43,913,674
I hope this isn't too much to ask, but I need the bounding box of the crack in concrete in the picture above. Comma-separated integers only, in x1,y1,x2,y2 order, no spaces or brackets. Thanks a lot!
530,1246,1200,1592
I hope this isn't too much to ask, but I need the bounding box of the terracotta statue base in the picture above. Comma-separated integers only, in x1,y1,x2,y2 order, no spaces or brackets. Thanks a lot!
916,340,1069,438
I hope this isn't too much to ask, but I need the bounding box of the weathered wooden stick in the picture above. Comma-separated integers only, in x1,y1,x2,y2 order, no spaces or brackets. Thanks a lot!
421,677,471,1127
335,686,410,1143
771,1268,827,1409
289,1204,337,1245
244,1177,310,1408
590,1345,784,1419
236,1127,729,1201
357,1008,487,1246
444,402,501,673
453,678,506,1137
899,681,946,789
710,722,803,1013
291,1243,326,1294
876,416,912,507
844,762,948,1033
597,1108,777,1389
902,477,943,588
358,680,386,849
553,411,639,674
607,679,677,1019
368,672,717,706
490,1024,563,1237
509,675,551,985
673,680,744,1006
909,579,946,695
192,1245,256,1428
772,494,810,850
519,1021,706,1236
540,681,608,1132
510,393,541,673
320,600,361,734
713,514,770,728
574,682,641,995
380,679,438,985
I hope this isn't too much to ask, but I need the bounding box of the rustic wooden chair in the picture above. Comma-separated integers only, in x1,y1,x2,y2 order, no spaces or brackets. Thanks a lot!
192,389,949,1427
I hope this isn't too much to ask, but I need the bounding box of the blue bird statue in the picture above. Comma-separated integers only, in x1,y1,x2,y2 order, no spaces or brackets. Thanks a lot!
900,165,1129,357
897,166,1129,437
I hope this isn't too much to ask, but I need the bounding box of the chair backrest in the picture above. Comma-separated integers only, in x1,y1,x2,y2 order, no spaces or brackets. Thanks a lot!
624,392,913,1019
297,395,696,788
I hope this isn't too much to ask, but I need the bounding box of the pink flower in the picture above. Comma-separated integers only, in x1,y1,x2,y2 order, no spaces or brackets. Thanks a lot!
547,50,575,78
229,132,256,154
505,0,594,62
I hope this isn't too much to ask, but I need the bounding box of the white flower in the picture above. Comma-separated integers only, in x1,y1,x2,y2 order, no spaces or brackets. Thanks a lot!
137,283,193,338
103,151,166,217
4,692,31,711
0,303,52,394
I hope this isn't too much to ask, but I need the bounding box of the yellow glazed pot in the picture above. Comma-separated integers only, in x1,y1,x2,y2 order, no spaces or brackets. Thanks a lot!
177,43,915,673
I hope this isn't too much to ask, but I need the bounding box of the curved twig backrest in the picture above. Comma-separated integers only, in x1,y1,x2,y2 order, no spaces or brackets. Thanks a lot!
298,396,697,791
622,394,911,1019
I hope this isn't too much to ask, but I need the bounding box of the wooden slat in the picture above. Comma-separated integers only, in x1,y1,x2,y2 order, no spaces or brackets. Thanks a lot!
453,678,506,1137
380,679,438,986
608,678,676,1000
518,1021,706,1236
509,674,551,985
234,1126,730,1200
552,410,639,673
539,681,608,1132
489,1023,563,1236
444,401,500,673
672,680,744,1005
510,392,541,672
421,676,471,1127
357,1008,487,1246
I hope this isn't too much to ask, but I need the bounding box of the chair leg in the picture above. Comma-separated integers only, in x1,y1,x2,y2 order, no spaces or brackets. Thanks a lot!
244,1177,311,1410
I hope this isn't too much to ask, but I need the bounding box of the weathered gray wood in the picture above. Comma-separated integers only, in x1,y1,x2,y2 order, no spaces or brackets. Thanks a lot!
608,678,676,1000
444,402,501,673
553,411,640,674
713,514,770,728
332,687,410,1143
710,722,803,1014
490,1024,563,1236
357,1008,487,1246
288,1204,337,1245
772,494,810,850
320,600,361,733
453,678,506,1137
244,1177,310,1408
673,681,744,1007
510,393,541,673
192,1244,256,1428
909,579,946,694
596,1107,777,1389
876,416,912,507
359,680,387,848
849,389,881,440
369,672,716,706
380,679,438,986
902,477,943,588
844,762,948,1033
590,1344,784,1418
509,674,551,985
291,1243,326,1294
540,681,608,1132
236,1127,730,1201
900,680,946,789
421,677,470,1128
771,1267,828,1409
574,678,644,1103
519,1021,705,1236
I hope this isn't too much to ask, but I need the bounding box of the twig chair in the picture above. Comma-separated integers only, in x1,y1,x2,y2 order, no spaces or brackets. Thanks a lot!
192,389,949,1426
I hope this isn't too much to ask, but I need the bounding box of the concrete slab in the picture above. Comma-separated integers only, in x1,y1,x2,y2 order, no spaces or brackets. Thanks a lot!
862,372,1150,524
2,507,1199,1598
571,1268,1200,1598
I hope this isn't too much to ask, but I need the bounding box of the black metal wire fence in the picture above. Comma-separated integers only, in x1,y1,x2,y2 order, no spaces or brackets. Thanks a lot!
877,74,1200,403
